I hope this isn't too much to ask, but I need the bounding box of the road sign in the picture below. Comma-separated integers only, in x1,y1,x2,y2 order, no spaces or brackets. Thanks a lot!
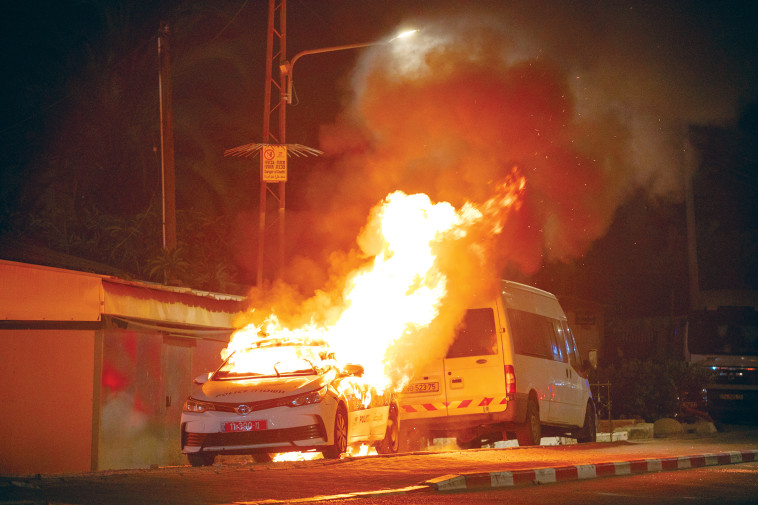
261,145,287,182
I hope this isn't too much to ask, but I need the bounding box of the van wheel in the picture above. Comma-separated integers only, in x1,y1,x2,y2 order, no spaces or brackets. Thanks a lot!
517,399,541,446
576,403,597,443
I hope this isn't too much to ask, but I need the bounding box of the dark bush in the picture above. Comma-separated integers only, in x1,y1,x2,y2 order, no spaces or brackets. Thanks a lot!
592,359,713,422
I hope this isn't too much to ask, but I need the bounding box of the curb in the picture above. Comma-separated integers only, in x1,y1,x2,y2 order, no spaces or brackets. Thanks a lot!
425,450,758,492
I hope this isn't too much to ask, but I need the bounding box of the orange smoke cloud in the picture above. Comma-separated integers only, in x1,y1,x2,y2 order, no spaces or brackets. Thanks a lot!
304,20,611,287
232,171,526,390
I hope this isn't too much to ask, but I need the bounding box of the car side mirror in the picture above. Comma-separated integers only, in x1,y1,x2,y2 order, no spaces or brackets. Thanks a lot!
343,364,365,377
193,373,211,385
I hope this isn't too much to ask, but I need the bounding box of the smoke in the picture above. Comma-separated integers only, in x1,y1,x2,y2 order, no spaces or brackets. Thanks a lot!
297,3,750,279
239,3,753,384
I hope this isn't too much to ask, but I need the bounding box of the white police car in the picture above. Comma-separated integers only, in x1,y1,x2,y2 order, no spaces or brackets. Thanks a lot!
181,339,399,466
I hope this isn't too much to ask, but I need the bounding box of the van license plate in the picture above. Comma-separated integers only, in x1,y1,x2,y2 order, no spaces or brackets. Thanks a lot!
405,382,439,393
719,393,744,400
225,420,267,432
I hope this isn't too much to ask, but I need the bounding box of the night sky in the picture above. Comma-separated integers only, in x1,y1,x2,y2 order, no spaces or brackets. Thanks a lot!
1,0,757,317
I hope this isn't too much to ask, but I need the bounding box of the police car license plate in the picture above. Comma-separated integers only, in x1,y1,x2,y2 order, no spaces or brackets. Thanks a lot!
405,382,439,393
225,420,267,432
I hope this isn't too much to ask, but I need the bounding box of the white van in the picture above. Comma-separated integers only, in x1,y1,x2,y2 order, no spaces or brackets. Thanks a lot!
398,280,596,449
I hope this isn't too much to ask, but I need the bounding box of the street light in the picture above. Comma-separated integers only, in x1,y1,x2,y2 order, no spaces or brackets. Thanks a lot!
227,25,417,287
280,29,418,104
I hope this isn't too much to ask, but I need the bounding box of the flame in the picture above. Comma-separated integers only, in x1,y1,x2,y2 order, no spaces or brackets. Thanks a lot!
223,168,525,397
269,443,375,463
347,443,377,457
272,451,322,462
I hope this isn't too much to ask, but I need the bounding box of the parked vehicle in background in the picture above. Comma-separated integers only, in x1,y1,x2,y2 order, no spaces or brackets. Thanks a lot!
685,291,758,423
181,339,399,466
398,280,597,450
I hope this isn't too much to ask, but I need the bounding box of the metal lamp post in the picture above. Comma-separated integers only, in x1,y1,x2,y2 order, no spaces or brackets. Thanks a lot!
281,30,419,104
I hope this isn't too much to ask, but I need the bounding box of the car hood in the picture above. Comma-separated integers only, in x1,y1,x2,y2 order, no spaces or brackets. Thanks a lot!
196,374,328,403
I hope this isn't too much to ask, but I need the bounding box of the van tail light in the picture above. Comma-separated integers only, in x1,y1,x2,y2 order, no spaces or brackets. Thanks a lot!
504,365,516,397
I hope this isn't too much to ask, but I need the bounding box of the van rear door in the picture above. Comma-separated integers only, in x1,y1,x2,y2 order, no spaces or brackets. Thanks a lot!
399,360,447,421
443,307,508,418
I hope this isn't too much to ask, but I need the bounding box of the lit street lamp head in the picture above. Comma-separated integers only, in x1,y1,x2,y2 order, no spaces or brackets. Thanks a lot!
283,28,419,104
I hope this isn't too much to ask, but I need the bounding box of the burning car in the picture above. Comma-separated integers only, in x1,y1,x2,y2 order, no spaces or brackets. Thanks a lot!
181,338,400,466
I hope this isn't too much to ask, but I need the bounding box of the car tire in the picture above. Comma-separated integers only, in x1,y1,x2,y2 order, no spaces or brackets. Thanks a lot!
187,452,216,467
516,398,541,446
576,402,597,443
376,405,400,454
322,406,348,459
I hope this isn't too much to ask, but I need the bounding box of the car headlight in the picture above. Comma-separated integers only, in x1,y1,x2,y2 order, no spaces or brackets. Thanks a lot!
183,398,215,413
286,386,327,407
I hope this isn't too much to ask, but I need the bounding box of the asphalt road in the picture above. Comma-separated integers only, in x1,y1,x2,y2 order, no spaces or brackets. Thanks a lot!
2,426,758,505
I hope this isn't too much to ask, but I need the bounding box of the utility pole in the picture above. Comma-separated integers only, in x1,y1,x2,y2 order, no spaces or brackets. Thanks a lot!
258,0,287,286
684,135,700,311
225,0,321,286
158,22,177,252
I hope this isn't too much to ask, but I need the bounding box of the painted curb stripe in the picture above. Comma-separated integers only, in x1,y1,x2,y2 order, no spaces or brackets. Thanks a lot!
426,450,758,492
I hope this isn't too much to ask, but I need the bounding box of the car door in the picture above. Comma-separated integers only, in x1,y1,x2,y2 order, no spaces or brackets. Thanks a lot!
442,307,508,418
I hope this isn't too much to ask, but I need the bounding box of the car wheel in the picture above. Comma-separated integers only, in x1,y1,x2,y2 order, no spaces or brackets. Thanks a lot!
187,452,216,467
576,402,597,443
322,406,348,459
516,398,541,446
376,406,399,454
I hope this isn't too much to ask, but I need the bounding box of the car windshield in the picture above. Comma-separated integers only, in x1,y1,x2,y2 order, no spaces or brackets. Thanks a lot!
213,344,326,380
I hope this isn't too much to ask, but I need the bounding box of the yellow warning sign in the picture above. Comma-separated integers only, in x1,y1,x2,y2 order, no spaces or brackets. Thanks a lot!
261,145,287,182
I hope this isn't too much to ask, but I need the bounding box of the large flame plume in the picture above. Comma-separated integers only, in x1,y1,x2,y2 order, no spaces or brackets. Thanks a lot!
225,169,525,392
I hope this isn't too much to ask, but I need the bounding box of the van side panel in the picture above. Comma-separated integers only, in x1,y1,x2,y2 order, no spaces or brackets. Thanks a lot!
500,281,587,427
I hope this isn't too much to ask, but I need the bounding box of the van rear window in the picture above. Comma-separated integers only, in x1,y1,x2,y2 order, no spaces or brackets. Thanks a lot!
446,308,498,358
508,308,562,360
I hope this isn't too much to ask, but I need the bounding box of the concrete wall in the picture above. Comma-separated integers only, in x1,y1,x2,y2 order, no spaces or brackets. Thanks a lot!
0,330,95,475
